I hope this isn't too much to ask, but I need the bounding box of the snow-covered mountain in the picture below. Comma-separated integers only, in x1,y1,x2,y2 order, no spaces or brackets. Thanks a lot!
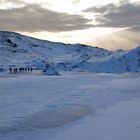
0,31,140,73
77,46,140,73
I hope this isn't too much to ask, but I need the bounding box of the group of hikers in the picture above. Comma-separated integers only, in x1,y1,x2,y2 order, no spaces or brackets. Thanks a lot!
9,67,33,73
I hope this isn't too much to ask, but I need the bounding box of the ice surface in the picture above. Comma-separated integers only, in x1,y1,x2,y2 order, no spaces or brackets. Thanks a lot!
51,98,140,140
0,72,140,140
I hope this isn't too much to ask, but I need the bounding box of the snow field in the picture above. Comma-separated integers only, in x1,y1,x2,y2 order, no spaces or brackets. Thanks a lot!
0,72,140,140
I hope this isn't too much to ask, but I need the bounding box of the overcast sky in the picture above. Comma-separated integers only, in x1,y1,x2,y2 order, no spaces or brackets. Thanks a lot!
0,0,140,50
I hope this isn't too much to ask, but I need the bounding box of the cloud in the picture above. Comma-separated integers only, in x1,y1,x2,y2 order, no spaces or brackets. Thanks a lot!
83,1,140,50
0,4,93,32
0,0,24,4
84,3,115,13
127,25,140,32
84,1,140,29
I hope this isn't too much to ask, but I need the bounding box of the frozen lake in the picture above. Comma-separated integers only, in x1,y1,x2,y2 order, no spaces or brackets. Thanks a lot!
0,72,140,140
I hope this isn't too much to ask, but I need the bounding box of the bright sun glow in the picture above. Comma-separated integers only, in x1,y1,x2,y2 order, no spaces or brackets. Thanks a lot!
23,27,122,50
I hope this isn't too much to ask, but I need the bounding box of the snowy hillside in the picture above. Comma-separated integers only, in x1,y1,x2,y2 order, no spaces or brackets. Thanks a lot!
0,31,140,73
77,46,140,73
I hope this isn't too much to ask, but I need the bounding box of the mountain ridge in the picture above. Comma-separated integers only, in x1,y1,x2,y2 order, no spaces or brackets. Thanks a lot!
0,31,140,74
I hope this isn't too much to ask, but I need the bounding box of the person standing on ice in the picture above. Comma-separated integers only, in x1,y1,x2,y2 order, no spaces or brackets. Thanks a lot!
9,67,12,73
14,68,16,73
15,68,18,73
19,67,22,73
